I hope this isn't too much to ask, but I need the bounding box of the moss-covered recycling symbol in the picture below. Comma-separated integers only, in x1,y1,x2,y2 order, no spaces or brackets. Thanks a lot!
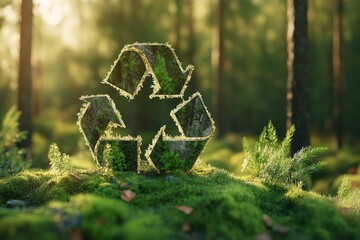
78,43,215,173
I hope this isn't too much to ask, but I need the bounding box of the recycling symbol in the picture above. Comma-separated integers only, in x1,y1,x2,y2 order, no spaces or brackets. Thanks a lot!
78,43,215,173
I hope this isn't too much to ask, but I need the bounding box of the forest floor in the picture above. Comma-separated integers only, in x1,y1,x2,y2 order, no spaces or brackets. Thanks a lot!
1,164,360,240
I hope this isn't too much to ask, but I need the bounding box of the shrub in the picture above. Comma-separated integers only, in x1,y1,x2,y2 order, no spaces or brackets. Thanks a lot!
48,143,72,176
0,106,29,177
242,121,326,188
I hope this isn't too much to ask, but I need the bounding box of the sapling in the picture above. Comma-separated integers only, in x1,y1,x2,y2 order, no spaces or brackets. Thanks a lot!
48,143,73,176
242,121,326,188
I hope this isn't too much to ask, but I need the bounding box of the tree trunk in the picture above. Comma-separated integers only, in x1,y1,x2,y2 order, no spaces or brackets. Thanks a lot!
33,18,42,117
187,0,197,93
286,0,310,155
332,0,344,150
18,0,33,156
175,0,181,51
213,0,225,138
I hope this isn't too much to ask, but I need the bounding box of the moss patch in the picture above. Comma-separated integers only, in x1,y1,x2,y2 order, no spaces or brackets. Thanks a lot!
154,51,175,94
0,167,359,239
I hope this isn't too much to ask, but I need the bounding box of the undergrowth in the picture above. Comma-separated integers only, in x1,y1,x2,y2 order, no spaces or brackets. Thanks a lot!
0,107,29,177
48,143,72,176
242,121,327,188
336,177,360,215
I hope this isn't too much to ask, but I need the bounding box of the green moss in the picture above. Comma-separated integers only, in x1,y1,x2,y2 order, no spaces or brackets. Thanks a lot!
150,140,206,172
108,51,146,94
0,169,52,206
97,140,138,172
154,52,175,94
0,210,58,240
0,168,360,239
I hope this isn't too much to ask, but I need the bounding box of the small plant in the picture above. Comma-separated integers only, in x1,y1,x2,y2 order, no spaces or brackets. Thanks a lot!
242,121,326,188
0,106,30,177
154,51,174,94
102,142,126,172
337,177,352,198
336,177,360,215
48,143,72,176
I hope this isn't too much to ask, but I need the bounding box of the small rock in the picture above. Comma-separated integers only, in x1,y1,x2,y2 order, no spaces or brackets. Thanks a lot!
6,199,26,209
165,176,176,182
59,214,82,232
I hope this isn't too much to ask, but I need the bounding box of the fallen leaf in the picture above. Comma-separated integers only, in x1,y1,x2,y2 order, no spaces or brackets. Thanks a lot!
182,222,191,233
120,182,129,188
70,173,81,180
96,218,106,226
121,190,136,202
274,225,290,234
262,214,273,227
174,206,193,215
69,228,83,240
254,232,272,240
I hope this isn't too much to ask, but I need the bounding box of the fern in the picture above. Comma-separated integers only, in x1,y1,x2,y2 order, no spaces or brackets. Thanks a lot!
48,143,72,176
242,121,326,188
0,106,29,177
337,177,352,198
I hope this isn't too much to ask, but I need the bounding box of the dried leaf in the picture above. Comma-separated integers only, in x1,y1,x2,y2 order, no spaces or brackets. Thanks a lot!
121,190,136,202
96,218,106,226
254,232,272,240
69,228,83,240
182,222,191,233
120,182,129,188
174,206,193,215
274,225,290,234
262,214,273,227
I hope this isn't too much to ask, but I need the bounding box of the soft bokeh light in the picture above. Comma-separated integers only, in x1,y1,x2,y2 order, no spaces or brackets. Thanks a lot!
34,0,64,26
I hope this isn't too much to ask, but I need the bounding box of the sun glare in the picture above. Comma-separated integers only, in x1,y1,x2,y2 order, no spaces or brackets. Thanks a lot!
34,0,64,26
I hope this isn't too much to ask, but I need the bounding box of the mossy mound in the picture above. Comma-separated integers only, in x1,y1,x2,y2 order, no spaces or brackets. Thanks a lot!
0,167,359,240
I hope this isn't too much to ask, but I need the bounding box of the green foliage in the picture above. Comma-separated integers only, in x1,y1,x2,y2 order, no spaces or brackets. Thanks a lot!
0,106,29,177
102,143,126,172
242,121,326,187
154,52,174,94
48,143,72,176
158,150,183,171
287,189,358,239
337,177,352,198
336,177,360,215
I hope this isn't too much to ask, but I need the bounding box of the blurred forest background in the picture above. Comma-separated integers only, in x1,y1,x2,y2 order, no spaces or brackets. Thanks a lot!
1,0,359,193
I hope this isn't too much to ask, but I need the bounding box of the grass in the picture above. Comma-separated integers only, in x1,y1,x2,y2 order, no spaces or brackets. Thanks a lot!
0,165,360,239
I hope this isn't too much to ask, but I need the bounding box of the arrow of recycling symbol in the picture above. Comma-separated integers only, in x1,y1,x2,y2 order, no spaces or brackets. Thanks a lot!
78,43,215,173
103,43,194,99
145,92,215,172
78,95,141,171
